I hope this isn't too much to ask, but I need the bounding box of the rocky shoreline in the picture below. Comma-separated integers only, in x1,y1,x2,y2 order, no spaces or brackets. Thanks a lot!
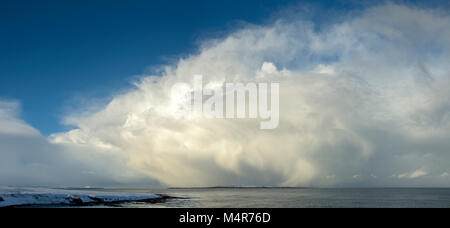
4,194,177,208
0,187,180,208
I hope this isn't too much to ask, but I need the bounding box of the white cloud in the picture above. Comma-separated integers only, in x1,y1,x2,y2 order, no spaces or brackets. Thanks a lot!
398,168,428,179
2,3,450,187
0,101,39,136
0,101,157,187
50,3,450,187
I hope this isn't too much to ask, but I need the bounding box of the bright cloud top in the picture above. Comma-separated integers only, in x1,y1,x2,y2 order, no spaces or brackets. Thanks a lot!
2,3,450,187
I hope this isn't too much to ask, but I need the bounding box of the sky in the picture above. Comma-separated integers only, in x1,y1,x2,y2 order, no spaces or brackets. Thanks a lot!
1,1,450,187
1,0,314,135
2,0,448,135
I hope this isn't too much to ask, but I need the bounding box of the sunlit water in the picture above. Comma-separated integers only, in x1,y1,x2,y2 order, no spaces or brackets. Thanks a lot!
83,188,450,208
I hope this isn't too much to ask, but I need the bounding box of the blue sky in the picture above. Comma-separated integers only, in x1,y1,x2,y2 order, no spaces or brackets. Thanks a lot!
1,0,449,136
0,0,374,135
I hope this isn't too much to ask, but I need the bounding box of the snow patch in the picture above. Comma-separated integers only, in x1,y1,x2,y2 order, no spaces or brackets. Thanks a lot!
0,187,161,207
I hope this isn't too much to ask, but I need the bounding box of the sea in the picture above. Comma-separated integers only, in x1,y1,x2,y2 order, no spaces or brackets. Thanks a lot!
95,187,450,208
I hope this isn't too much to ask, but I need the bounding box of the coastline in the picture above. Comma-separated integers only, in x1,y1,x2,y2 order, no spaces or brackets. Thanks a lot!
0,187,176,208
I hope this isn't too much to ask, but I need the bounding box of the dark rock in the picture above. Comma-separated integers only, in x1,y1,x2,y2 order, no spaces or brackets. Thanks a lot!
68,196,83,205
89,196,104,203
0,196,4,202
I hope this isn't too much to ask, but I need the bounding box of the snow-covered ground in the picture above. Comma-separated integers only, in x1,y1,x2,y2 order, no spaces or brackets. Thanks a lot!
0,187,162,207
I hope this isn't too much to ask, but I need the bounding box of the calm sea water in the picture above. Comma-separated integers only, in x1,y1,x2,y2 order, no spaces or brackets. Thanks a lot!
93,188,450,208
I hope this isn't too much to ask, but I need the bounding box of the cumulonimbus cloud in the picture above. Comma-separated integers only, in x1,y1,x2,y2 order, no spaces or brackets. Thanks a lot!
2,3,450,187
